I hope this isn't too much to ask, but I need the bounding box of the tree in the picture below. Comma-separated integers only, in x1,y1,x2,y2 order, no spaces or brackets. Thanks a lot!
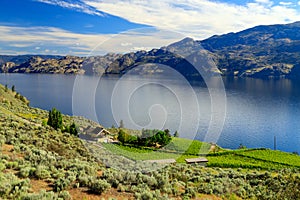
11,85,15,92
15,93,20,99
47,108,63,130
4,84,8,92
118,129,127,144
238,143,246,149
155,130,172,146
69,122,78,136
138,129,171,147
119,120,124,128
117,129,137,144
174,131,179,137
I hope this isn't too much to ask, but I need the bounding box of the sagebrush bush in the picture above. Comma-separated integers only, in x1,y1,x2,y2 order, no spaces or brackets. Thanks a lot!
89,179,111,194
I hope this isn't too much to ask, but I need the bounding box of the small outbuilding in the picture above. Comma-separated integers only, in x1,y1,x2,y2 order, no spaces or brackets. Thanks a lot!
185,158,208,166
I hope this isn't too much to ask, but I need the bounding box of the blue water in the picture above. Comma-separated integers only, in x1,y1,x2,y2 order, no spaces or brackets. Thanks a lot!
1,73,300,153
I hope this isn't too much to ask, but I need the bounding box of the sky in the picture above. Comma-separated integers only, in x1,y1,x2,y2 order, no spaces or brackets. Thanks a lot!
1,0,300,56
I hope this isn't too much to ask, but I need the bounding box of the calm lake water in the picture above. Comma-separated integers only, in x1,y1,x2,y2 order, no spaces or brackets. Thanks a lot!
1,73,300,153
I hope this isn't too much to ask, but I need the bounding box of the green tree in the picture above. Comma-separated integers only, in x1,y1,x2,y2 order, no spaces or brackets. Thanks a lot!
174,131,179,137
119,120,124,128
4,84,8,92
117,129,127,144
155,130,172,146
47,108,63,130
15,92,20,99
69,122,78,136
11,85,15,92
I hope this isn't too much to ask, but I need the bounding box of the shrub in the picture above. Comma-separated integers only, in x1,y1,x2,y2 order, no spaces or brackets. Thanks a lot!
53,177,71,192
140,190,153,200
19,167,36,178
0,173,30,199
89,179,111,194
0,163,6,172
34,165,51,179
58,190,72,200
78,175,94,187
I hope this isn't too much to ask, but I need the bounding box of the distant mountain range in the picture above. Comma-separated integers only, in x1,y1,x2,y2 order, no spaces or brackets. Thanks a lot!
2,21,300,79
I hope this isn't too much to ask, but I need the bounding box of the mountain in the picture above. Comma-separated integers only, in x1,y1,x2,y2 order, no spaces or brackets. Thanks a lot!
105,21,300,78
199,21,300,78
0,55,62,66
0,54,122,75
1,21,300,78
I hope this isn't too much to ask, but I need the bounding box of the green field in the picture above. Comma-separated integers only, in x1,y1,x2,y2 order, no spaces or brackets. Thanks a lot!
163,137,212,154
207,149,300,170
102,137,300,170
102,143,199,163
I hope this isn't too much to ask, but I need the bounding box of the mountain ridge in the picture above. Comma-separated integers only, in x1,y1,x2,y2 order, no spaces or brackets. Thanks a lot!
2,21,300,78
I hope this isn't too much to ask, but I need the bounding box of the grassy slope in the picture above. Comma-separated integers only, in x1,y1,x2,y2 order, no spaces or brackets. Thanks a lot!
0,85,105,199
1,83,300,199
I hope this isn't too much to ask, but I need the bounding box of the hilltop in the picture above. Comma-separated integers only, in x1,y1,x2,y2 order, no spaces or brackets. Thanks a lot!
1,83,300,199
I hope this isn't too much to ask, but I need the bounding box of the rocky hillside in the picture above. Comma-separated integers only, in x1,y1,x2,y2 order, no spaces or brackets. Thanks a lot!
200,21,300,78
0,54,121,75
105,21,300,78
2,21,300,78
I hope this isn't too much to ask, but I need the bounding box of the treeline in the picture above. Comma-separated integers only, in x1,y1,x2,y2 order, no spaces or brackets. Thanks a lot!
47,108,78,136
118,129,172,147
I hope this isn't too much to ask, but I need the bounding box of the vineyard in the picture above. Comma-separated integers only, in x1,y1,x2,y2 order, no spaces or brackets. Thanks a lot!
102,137,300,170
207,149,300,170
101,143,199,162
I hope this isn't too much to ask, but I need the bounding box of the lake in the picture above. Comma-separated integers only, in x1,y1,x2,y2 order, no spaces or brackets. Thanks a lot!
1,73,300,153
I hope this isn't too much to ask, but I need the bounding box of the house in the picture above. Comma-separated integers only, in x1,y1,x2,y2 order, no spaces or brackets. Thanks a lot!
79,125,110,142
185,158,208,166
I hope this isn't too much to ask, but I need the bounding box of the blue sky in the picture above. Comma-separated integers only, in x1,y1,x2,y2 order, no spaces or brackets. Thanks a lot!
1,0,300,55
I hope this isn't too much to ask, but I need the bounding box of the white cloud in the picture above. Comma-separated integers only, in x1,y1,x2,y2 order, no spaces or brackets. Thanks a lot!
10,44,32,48
0,26,182,55
84,0,300,39
279,1,294,6
4,0,300,55
35,0,104,16
121,42,133,47
255,0,273,5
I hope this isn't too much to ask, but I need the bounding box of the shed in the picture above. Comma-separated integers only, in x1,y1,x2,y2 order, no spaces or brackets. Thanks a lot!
185,158,208,166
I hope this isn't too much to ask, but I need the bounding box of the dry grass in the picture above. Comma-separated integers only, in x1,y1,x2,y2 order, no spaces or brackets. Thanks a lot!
2,144,23,158
29,179,52,193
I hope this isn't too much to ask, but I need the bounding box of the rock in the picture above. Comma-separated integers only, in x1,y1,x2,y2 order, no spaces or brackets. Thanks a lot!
1,62,16,73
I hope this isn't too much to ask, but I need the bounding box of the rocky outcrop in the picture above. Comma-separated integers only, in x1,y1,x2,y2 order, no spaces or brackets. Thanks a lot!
3,53,121,75
104,21,300,79
199,21,300,78
8,56,85,74
1,62,16,73
82,53,122,75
